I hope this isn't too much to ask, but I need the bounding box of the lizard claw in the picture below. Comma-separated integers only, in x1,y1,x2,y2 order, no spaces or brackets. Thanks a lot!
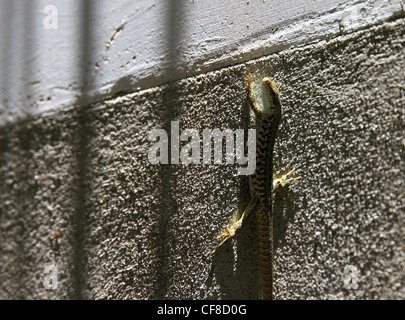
212,214,245,252
273,168,300,190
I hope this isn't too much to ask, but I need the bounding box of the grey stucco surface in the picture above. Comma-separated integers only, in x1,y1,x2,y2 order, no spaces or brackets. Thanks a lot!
0,18,404,299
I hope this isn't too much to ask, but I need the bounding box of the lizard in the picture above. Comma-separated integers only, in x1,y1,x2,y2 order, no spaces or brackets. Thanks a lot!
213,73,297,300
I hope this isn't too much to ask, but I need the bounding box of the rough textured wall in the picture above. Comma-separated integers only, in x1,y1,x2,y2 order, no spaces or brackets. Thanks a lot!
0,18,404,299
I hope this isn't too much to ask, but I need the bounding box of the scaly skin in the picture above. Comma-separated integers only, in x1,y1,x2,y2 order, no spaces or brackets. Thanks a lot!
213,74,284,300
247,74,282,300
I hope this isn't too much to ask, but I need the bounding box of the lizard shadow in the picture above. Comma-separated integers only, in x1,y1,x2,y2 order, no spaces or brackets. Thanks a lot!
211,197,263,300
210,176,300,300
210,93,263,300
273,184,301,249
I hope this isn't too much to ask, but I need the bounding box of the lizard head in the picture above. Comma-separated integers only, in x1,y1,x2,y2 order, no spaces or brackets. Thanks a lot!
261,77,283,118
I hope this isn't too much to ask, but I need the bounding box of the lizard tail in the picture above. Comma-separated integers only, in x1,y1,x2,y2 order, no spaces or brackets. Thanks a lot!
256,204,273,300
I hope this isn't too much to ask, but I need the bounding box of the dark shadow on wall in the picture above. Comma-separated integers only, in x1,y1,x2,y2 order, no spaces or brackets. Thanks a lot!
0,0,36,119
21,0,35,117
152,0,186,299
0,1,13,114
210,83,262,300
71,0,95,300
0,1,36,299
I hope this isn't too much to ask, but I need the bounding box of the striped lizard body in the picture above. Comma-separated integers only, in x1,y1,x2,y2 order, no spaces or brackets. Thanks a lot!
247,74,283,300
213,74,283,300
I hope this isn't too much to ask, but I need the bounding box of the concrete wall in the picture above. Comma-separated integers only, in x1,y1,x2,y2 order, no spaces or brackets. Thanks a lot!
0,1,404,299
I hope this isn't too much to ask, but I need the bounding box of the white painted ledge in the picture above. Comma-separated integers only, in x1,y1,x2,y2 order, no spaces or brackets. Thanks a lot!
0,0,403,125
